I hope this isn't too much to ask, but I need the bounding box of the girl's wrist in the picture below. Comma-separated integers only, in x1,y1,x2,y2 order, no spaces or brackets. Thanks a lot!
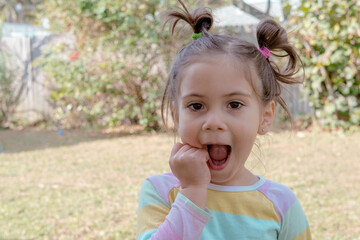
180,185,208,209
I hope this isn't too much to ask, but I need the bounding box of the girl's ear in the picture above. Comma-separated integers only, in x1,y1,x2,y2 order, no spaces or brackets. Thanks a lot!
258,101,275,135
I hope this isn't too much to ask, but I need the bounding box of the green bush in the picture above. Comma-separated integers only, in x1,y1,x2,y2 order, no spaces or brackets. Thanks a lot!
289,0,360,129
37,0,176,130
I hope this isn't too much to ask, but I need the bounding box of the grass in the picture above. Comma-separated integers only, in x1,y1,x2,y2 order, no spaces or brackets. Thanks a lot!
0,129,359,239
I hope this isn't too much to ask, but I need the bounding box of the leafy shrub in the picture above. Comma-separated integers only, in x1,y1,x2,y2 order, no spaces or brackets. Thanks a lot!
37,0,175,130
289,0,360,129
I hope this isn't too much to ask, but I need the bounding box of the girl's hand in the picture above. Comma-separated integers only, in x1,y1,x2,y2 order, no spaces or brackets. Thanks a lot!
170,143,211,188
170,143,211,209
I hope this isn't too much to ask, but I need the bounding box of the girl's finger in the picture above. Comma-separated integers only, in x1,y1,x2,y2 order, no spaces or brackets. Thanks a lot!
173,145,192,161
170,142,184,156
171,143,192,160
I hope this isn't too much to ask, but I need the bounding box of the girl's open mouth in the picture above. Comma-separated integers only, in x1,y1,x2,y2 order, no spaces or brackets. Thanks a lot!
207,145,231,170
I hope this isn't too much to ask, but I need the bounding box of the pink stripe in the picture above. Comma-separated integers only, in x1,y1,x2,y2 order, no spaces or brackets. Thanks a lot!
169,195,209,239
152,194,209,239
154,220,182,240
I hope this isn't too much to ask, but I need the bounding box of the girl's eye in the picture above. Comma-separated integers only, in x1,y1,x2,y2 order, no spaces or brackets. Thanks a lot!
188,103,204,111
228,101,243,109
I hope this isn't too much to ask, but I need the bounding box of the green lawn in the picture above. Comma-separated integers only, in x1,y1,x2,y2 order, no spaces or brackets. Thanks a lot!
0,129,359,239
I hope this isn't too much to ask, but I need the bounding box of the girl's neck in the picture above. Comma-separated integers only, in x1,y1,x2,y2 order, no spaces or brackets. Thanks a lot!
211,168,259,186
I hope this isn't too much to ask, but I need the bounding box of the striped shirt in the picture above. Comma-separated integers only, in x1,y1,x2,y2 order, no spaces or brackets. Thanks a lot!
137,173,311,240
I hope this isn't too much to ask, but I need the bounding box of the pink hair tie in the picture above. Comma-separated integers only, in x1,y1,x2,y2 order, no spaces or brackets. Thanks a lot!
258,46,271,59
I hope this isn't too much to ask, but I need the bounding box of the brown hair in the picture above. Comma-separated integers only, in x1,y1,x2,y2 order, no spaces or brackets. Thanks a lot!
161,0,303,127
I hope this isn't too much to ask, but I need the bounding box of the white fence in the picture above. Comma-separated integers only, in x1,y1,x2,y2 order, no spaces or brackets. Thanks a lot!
1,35,53,124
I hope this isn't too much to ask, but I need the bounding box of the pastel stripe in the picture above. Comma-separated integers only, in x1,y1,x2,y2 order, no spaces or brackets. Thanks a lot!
137,229,157,240
202,210,280,239
168,186,181,205
137,204,170,236
156,218,182,240
138,180,168,209
279,199,310,239
291,227,311,240
165,193,212,239
207,189,280,222
257,180,297,221
177,193,212,220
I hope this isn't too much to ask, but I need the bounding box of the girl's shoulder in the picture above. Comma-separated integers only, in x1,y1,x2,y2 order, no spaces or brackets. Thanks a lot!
146,172,180,189
257,177,300,221
142,172,181,205
257,177,297,200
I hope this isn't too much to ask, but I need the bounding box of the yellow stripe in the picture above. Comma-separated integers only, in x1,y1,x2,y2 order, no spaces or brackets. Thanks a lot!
206,189,280,222
137,204,170,238
168,186,181,205
291,227,312,240
165,187,280,222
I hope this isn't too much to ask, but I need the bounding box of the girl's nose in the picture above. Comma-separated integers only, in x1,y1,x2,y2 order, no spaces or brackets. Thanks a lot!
202,112,226,131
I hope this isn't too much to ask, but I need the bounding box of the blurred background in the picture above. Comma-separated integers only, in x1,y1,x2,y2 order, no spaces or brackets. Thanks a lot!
0,0,359,239
1,0,359,131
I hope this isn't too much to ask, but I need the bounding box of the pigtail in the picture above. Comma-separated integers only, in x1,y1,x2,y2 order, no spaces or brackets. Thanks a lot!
257,19,303,85
256,19,303,118
162,0,213,36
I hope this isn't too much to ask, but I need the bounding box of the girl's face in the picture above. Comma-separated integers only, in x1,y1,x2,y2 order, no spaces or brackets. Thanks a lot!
174,55,274,186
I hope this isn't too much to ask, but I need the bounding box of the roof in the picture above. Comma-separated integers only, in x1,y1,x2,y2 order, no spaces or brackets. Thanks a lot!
213,0,284,27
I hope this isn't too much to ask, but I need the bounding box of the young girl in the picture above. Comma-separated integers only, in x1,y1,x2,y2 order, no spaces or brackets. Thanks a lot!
137,1,311,239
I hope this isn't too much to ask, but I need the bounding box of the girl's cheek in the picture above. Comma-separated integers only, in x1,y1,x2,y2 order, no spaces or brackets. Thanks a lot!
179,126,193,143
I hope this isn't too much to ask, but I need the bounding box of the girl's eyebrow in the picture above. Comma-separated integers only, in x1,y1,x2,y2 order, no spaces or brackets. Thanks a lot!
181,93,205,99
181,91,251,99
224,91,251,98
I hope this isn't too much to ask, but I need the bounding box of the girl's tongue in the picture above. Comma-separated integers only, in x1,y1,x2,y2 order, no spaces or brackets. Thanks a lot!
208,145,228,161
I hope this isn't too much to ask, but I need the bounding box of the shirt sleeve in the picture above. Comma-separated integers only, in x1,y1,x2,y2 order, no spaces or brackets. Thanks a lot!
278,199,311,240
137,179,212,240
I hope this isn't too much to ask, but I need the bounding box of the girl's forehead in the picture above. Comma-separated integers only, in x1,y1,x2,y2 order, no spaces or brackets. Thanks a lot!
178,55,260,95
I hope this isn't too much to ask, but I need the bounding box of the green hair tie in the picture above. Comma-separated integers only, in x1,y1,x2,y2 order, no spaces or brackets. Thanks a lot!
192,32,202,40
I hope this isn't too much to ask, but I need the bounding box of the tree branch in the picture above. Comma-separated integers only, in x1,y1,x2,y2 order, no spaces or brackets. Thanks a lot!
232,0,272,20
266,0,271,15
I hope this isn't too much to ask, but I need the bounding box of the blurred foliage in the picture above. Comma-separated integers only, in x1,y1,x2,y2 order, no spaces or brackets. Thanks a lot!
289,0,360,130
0,0,42,23
36,0,181,130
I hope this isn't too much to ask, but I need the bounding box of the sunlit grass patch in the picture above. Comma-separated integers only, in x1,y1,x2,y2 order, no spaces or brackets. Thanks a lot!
0,130,359,239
